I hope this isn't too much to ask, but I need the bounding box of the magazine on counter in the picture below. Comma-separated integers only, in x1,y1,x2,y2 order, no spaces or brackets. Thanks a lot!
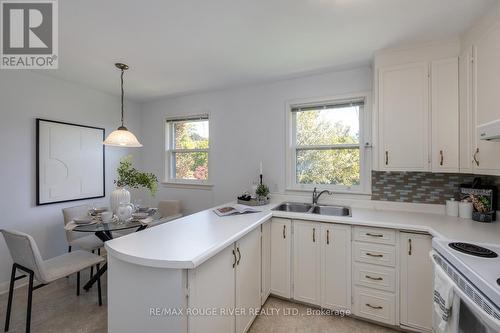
213,204,260,217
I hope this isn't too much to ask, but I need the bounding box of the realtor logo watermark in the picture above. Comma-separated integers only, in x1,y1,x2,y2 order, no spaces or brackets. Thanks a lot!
1,0,58,69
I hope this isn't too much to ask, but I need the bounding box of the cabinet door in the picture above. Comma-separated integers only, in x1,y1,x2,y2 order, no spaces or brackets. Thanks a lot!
261,220,271,305
379,62,430,171
293,220,321,305
400,233,433,332
459,47,475,173
431,58,459,172
474,33,500,176
235,228,261,333
188,245,235,333
270,218,291,298
321,224,351,311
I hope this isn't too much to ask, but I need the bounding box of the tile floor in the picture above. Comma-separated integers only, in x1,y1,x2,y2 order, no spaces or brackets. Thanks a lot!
0,271,400,333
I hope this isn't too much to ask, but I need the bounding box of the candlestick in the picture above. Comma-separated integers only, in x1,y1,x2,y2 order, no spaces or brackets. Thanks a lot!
259,161,263,175
260,174,263,185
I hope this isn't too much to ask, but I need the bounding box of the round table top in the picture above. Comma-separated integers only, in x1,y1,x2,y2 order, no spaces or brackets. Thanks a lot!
73,219,145,232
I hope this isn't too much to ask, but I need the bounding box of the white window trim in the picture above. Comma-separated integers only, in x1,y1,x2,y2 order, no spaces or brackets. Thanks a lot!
163,114,213,188
285,92,372,195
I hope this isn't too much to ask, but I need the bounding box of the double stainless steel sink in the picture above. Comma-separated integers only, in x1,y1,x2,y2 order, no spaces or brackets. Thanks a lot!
272,202,351,217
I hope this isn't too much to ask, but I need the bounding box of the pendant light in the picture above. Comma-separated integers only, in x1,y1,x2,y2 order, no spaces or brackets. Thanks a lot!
103,63,143,147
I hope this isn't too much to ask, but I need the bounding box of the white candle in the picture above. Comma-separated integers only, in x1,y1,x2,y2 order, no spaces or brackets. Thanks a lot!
260,161,263,175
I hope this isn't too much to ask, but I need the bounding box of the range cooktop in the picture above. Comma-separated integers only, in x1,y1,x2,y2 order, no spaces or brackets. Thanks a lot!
433,238,500,307
449,242,498,258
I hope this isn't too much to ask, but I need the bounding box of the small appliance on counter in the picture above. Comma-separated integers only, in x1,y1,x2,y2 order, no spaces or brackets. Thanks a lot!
459,178,497,222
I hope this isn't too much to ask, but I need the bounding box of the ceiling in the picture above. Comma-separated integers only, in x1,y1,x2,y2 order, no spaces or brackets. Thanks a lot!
41,0,496,101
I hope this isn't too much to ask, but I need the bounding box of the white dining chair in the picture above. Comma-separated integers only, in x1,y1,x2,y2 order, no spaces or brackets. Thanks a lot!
1,229,105,333
62,205,104,253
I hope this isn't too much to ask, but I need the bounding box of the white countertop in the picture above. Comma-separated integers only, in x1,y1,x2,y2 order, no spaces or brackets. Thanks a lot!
105,202,500,269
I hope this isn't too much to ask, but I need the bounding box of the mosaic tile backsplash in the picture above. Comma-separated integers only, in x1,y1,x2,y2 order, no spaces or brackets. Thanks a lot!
371,171,500,207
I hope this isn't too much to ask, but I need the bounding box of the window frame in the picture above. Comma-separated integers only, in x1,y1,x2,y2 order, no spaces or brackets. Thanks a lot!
164,114,212,188
285,92,372,194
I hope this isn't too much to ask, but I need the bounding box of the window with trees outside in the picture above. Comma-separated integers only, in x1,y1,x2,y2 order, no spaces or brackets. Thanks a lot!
287,96,369,193
165,115,209,185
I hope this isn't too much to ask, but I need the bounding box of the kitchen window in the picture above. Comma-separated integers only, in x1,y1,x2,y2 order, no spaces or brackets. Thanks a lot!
286,94,371,193
165,115,210,186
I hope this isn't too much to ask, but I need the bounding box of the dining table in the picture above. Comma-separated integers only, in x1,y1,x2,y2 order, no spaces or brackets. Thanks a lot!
73,214,165,291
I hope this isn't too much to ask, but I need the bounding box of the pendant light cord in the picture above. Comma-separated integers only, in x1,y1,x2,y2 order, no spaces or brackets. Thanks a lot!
120,68,125,127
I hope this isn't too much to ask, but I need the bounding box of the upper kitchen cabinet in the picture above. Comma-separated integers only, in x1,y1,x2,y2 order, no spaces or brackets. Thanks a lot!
431,58,459,172
470,24,500,176
378,62,430,171
375,42,462,173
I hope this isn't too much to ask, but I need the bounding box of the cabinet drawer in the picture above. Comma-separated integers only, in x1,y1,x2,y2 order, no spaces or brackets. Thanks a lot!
353,263,396,292
354,227,396,245
353,242,396,267
353,287,396,325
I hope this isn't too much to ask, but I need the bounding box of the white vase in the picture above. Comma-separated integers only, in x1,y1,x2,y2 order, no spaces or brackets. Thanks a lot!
110,187,131,214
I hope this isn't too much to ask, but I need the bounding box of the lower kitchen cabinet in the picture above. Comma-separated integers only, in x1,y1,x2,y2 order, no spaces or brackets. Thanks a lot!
321,224,351,311
292,221,352,310
353,287,396,325
236,228,262,333
270,218,292,298
188,245,236,333
399,232,433,332
261,220,271,305
189,227,262,333
293,220,322,305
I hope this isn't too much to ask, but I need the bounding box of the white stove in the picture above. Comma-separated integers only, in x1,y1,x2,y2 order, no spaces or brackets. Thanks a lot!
433,238,500,308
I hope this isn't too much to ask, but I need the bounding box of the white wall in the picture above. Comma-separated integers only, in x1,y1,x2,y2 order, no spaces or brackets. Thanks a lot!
0,71,142,290
141,67,372,214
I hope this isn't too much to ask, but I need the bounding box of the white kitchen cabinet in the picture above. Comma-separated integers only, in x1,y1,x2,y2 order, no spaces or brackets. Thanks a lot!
261,221,271,305
459,46,475,173
378,62,430,171
235,228,261,333
472,30,500,176
189,227,262,333
270,218,291,298
293,220,322,305
431,58,459,172
399,232,433,332
188,245,236,333
321,224,351,311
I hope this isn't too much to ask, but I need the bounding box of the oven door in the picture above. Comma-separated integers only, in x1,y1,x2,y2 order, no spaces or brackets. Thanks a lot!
430,251,500,333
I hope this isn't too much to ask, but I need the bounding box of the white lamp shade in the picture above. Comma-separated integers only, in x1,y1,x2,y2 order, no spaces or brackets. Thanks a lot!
103,128,143,147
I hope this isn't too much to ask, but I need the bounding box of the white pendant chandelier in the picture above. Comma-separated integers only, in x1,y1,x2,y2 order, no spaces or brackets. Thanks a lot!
103,63,143,148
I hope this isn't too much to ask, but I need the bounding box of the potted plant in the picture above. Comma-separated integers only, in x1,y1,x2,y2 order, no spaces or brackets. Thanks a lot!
111,155,158,213
255,184,270,203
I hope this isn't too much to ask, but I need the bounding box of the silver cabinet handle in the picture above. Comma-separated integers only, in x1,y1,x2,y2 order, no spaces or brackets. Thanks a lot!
326,230,330,245
440,150,444,166
385,151,389,165
365,275,383,281
236,247,241,265
366,253,383,258
366,233,383,238
232,249,236,268
408,238,412,256
313,228,316,243
283,225,286,239
366,303,383,310
473,148,480,167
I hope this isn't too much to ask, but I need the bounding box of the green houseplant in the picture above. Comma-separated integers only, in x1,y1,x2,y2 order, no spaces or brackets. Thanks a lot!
110,155,158,213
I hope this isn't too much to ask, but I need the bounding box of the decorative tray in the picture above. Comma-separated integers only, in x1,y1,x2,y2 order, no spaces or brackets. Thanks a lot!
237,198,270,206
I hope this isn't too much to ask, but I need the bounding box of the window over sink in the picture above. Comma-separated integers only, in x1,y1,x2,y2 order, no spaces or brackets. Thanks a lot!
286,93,371,194
165,115,210,187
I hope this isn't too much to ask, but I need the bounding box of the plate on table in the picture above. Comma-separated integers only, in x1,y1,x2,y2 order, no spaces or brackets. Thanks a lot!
132,212,149,220
89,207,108,216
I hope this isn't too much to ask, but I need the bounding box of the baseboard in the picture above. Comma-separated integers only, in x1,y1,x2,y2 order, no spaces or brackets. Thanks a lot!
0,278,28,295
